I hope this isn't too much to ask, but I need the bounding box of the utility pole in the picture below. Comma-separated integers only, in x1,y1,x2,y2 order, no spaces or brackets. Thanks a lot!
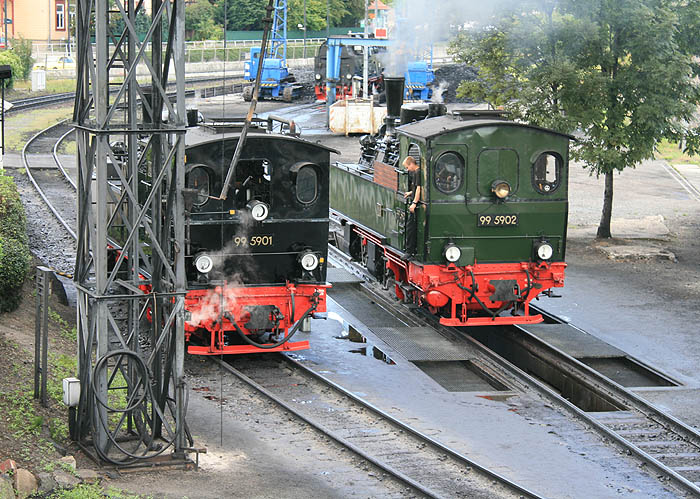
66,0,70,54
302,0,306,59
362,0,368,98
326,0,329,38
3,0,7,49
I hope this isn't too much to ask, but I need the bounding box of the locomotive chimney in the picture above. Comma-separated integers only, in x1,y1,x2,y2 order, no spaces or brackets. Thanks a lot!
383,76,405,136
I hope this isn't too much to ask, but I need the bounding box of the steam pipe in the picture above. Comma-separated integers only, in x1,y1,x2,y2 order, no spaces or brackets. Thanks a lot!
224,300,318,350
217,0,275,200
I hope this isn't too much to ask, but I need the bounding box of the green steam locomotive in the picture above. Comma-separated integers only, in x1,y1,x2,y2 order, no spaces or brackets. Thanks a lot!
330,77,570,326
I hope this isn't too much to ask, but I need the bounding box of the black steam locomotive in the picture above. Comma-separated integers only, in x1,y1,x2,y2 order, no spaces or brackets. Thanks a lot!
180,117,336,354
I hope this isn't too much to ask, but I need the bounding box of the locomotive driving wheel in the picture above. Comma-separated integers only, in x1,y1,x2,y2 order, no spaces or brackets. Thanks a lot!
361,243,369,267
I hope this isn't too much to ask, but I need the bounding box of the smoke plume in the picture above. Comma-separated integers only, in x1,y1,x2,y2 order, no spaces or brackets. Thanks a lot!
379,0,506,76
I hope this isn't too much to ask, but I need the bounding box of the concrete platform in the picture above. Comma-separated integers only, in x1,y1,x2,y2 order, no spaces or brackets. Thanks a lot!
326,267,363,284
521,323,626,358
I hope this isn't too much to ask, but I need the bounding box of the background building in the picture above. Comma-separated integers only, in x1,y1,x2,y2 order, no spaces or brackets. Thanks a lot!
2,0,74,43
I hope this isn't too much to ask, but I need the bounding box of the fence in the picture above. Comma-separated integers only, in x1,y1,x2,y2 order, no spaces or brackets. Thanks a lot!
32,38,326,60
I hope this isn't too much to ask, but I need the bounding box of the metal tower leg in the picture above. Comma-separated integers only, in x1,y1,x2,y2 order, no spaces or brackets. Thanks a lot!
73,0,189,464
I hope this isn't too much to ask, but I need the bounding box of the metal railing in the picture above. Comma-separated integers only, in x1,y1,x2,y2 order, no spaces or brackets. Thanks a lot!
32,38,325,59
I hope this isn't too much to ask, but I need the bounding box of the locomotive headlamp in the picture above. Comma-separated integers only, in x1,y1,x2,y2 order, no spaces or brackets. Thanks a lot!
443,243,461,263
491,180,511,199
194,253,214,274
247,200,270,221
535,241,553,261
299,251,320,271
346,73,353,80
315,73,322,80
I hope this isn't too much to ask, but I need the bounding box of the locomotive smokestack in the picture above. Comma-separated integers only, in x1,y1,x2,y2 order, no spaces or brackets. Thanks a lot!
384,76,405,136
384,77,405,118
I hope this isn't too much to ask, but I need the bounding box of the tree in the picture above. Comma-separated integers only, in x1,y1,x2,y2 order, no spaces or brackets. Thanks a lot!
186,0,223,40
286,0,352,32
450,0,700,238
214,0,267,31
10,36,34,80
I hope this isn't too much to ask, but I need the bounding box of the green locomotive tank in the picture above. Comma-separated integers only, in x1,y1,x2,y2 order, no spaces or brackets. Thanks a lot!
331,95,571,326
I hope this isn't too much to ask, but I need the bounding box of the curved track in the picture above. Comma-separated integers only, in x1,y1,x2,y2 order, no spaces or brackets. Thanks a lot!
21,120,78,274
328,244,700,497
216,354,541,499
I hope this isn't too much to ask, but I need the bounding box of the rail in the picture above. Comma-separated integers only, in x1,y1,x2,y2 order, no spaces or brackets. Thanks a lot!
21,120,77,241
214,355,542,499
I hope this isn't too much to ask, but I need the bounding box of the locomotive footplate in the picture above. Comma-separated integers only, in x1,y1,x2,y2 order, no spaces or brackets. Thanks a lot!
185,283,330,355
401,260,566,327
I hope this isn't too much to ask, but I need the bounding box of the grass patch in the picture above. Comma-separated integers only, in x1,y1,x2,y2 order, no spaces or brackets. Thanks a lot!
58,139,78,156
49,308,78,341
655,139,699,165
3,106,73,153
13,78,78,94
48,483,145,498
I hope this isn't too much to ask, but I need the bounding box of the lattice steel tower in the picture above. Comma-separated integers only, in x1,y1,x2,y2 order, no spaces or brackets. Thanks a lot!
72,0,190,464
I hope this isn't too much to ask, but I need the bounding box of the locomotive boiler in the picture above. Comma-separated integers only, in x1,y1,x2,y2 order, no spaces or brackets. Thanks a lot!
330,77,570,326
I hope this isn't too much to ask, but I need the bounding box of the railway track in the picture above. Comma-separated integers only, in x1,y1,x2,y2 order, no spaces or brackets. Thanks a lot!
21,120,78,274
327,244,700,497
7,74,244,113
215,354,541,499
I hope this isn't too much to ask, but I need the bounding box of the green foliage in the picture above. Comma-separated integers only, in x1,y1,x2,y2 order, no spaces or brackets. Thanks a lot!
214,0,267,30
213,0,354,32
0,50,23,89
449,0,700,237
11,36,34,80
186,0,223,40
0,173,28,243
0,171,30,312
287,0,351,31
48,483,143,498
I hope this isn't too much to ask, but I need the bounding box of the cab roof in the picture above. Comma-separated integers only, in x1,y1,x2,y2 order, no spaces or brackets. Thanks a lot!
185,126,340,155
397,113,575,141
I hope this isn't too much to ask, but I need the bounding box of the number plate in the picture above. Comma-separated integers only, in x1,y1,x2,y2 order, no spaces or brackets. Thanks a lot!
477,214,519,227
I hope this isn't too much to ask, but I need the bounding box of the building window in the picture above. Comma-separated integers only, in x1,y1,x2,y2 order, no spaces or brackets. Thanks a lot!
56,1,65,30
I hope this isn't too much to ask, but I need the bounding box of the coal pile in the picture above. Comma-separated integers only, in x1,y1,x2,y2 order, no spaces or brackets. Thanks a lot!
290,66,317,101
433,64,478,103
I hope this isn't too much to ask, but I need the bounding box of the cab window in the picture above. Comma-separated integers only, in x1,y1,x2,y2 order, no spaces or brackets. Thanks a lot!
407,143,422,167
532,152,561,194
296,166,318,204
433,152,464,194
186,166,210,206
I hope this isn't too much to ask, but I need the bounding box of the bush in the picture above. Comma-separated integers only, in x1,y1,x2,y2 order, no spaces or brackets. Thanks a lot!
0,174,28,243
0,171,30,313
0,236,30,312
11,36,34,80
0,50,22,88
